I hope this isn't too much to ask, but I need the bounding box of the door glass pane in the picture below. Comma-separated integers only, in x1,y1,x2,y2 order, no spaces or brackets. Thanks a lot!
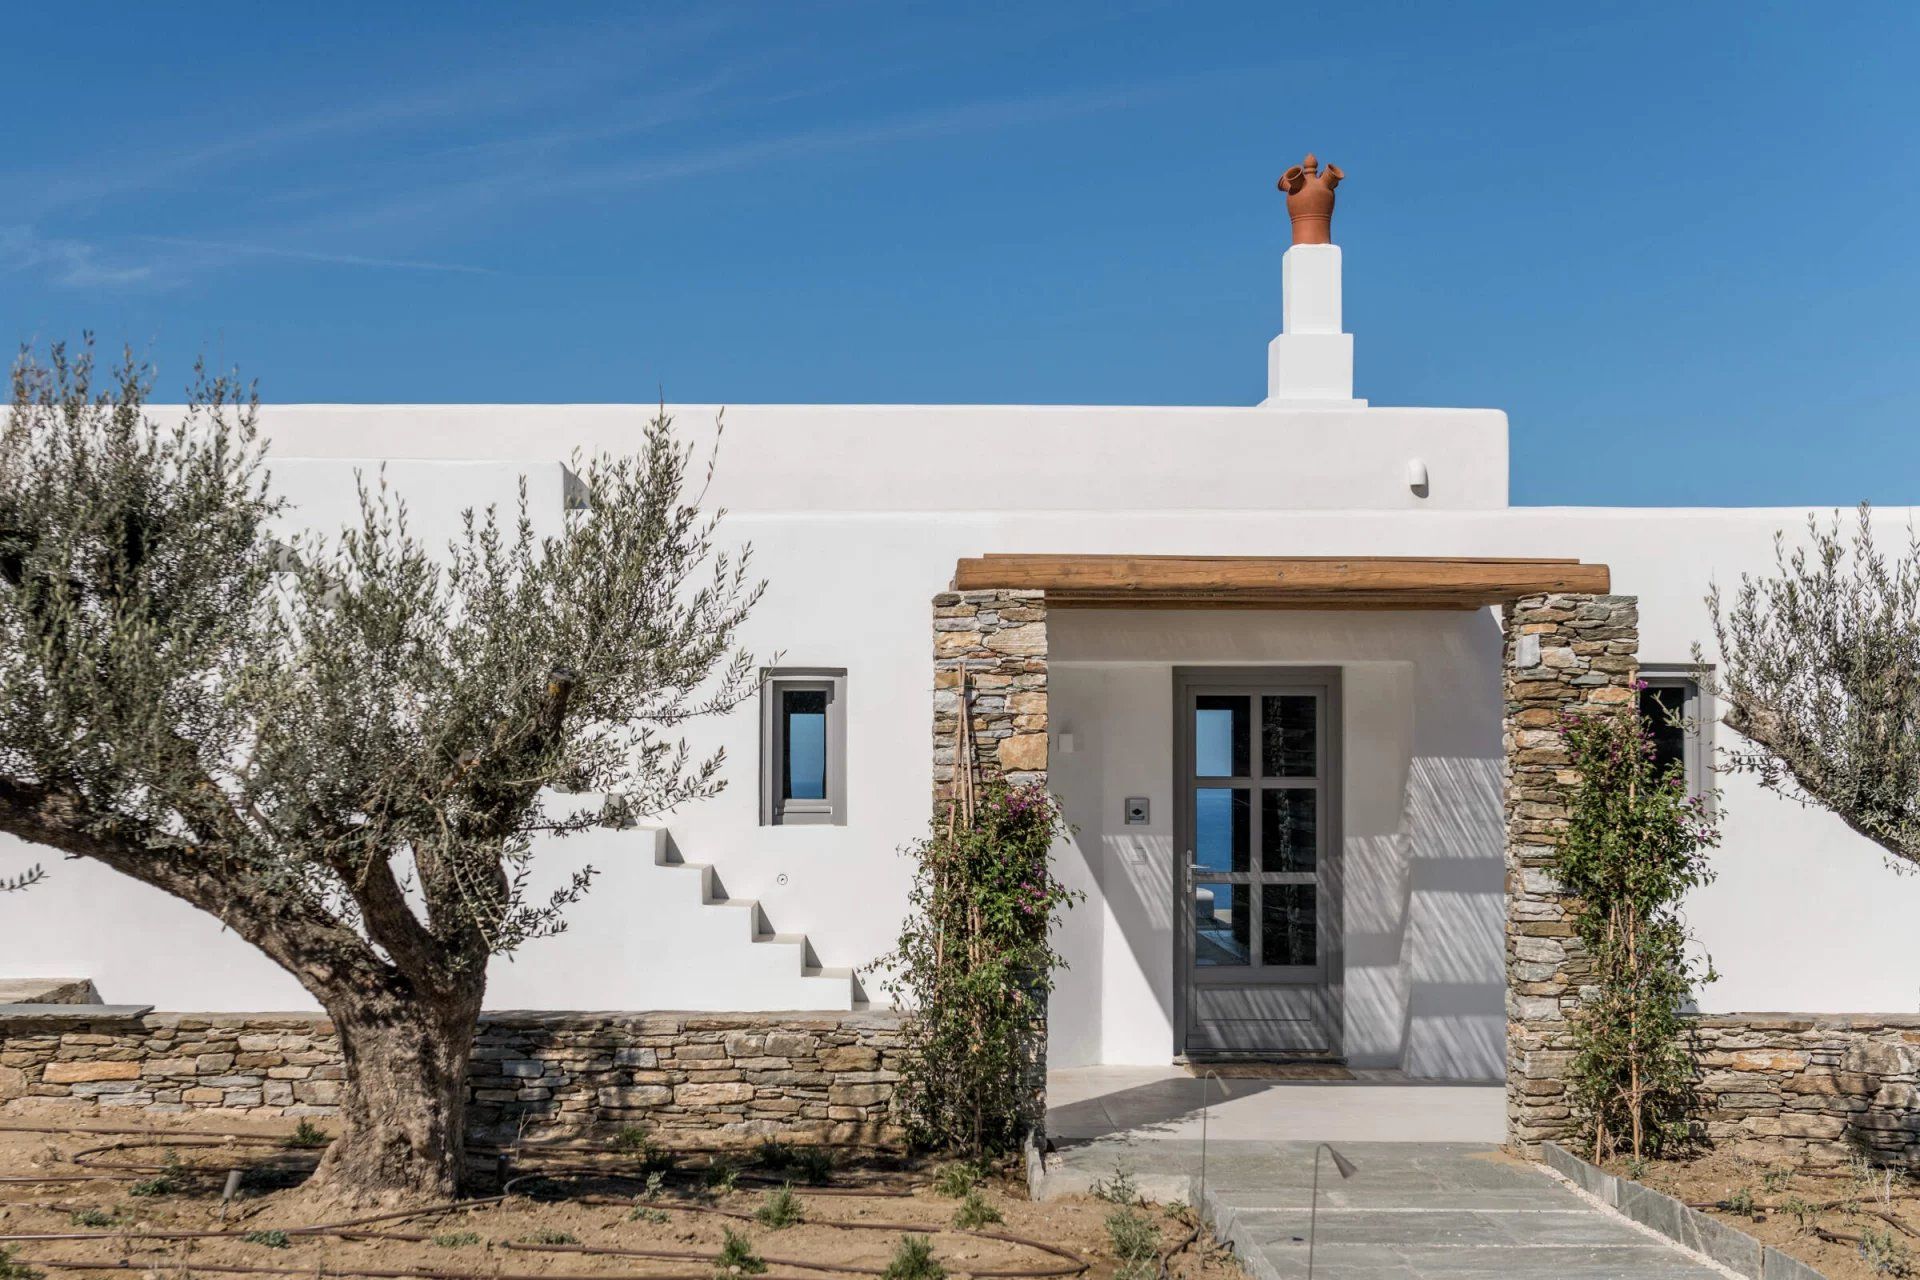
1262,694,1316,777
1261,790,1317,873
1261,885,1317,966
1194,883,1251,967
1193,787,1249,874
1195,696,1249,777
781,688,828,800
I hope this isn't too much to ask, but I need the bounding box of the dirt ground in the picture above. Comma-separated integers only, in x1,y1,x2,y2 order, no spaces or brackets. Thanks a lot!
1606,1148,1920,1280
0,1100,1245,1280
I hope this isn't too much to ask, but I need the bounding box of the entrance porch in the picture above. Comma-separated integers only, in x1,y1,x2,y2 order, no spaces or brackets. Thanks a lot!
931,554,1633,1154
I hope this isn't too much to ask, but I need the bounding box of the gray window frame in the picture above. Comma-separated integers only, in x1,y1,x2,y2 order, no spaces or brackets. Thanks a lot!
760,669,847,826
1639,665,1714,808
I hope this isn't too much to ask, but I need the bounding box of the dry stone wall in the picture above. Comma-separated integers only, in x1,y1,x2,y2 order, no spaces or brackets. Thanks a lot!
1502,592,1640,1154
0,1008,906,1147
1691,1014,1920,1169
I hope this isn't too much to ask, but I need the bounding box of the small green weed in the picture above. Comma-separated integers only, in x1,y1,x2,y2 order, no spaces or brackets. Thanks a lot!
611,1124,675,1173
704,1161,739,1194
0,1246,41,1280
754,1185,803,1229
881,1235,944,1280
243,1230,291,1249
1779,1194,1816,1233
1105,1207,1160,1265
932,1162,979,1198
287,1120,330,1149
68,1209,118,1229
791,1147,835,1185
1861,1227,1915,1277
1721,1186,1756,1216
714,1226,768,1277
643,1170,668,1200
952,1189,1001,1229
757,1141,833,1184
613,1126,676,1173
129,1152,184,1198
525,1229,578,1246
430,1232,483,1248
1091,1163,1140,1206
1623,1156,1649,1182
1761,1168,1792,1194
628,1206,670,1226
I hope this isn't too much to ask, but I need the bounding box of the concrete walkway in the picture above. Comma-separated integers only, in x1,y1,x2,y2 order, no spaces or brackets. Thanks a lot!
1039,1070,1730,1279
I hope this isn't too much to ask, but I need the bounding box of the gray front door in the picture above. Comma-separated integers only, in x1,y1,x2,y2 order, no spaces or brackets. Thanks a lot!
1174,668,1342,1058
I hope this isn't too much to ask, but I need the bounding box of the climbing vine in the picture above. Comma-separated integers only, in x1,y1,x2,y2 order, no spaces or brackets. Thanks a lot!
877,781,1080,1156
1555,693,1720,1162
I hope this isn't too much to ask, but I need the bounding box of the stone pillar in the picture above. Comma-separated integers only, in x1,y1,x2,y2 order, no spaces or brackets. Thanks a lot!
1503,592,1639,1154
930,588,1051,1137
931,589,1048,805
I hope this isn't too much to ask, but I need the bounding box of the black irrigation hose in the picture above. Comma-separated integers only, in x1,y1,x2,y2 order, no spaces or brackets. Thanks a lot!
494,1170,1086,1276
0,1122,1093,1280
1686,1197,1920,1225
39,1131,917,1196
24,1260,810,1280
1154,1218,1203,1280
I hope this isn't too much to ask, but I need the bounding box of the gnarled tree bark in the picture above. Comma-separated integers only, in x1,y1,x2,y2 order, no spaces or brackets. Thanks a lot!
311,974,487,1200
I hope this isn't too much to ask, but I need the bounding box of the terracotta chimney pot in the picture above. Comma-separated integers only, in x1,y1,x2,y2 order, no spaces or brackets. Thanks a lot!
1279,153,1345,246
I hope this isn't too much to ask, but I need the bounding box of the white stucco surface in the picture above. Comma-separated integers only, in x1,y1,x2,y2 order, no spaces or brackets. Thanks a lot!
4,397,1917,1066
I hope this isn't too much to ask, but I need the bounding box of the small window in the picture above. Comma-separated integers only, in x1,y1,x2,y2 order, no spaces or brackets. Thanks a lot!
1638,670,1711,802
761,670,846,825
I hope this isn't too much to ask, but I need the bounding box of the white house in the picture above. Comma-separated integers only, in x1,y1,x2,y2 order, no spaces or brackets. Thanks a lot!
5,174,1917,1091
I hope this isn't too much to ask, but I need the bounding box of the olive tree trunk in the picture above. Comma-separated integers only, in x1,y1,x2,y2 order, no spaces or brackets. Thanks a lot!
307,972,487,1201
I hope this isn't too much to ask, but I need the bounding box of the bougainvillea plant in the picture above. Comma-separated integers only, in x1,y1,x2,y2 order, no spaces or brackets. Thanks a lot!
1554,691,1720,1163
877,782,1080,1155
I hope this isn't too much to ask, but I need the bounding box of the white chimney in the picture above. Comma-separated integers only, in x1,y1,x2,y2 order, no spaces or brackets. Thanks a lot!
1262,153,1364,407
1263,244,1362,406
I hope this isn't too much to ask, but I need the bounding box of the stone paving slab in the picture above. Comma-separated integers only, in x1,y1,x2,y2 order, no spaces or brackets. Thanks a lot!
1034,1137,1734,1279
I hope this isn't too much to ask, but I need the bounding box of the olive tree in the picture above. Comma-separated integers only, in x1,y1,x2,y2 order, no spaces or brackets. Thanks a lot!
1707,504,1920,866
0,340,761,1200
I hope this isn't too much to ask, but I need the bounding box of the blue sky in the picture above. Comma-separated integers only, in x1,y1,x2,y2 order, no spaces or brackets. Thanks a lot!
4,2,1916,506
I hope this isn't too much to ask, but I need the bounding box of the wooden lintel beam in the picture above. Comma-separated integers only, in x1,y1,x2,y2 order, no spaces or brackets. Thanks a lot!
951,554,1611,603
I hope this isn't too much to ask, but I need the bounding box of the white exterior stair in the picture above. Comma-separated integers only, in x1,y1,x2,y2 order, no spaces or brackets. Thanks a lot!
479,822,859,1012
646,830,859,1011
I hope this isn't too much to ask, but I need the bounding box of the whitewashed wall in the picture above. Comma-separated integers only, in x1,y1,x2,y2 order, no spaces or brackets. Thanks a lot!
3,403,1917,1059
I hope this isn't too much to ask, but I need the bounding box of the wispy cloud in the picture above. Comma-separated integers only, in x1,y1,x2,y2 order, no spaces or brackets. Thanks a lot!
548,81,1178,192
1,6,1263,295
208,70,1242,249
2,8,739,223
134,235,494,276
0,226,154,288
